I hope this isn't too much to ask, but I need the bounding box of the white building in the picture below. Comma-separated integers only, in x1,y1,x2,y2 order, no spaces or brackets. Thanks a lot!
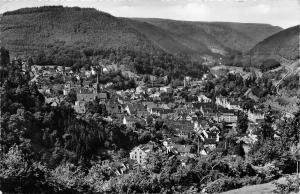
123,117,136,128
247,110,264,123
218,112,238,123
216,97,242,111
73,101,86,114
130,145,152,164
198,95,211,103
160,85,172,93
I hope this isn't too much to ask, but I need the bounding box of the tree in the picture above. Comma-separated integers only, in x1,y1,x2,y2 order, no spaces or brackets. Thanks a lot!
0,47,10,66
237,112,248,135
259,109,275,140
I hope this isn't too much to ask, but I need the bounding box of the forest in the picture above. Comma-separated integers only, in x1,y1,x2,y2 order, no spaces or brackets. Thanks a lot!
29,47,209,80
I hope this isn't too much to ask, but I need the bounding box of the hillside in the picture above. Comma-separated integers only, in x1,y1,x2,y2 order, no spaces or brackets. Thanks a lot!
0,6,282,61
123,18,208,55
250,25,300,60
0,6,160,58
130,18,282,54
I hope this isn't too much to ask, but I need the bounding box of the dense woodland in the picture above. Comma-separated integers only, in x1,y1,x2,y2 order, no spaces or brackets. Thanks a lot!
0,47,300,193
1,6,283,65
24,47,209,79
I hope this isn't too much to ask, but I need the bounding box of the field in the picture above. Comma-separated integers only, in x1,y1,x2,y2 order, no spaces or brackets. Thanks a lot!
221,176,292,194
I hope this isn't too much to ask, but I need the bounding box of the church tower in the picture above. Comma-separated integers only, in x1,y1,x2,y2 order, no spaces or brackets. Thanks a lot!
93,71,100,94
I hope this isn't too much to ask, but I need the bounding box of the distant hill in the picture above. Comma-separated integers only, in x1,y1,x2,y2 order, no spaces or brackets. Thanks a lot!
129,18,282,55
250,25,299,61
0,6,282,61
123,18,205,55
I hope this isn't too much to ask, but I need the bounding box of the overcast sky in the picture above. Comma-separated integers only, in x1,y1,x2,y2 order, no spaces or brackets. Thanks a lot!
0,0,299,28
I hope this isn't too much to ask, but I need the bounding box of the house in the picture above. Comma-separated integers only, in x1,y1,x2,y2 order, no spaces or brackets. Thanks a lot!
247,110,264,123
175,129,189,139
104,82,113,88
217,112,238,123
149,75,158,82
123,116,137,128
198,95,211,103
130,142,160,164
191,80,204,87
145,102,158,112
149,92,161,99
173,144,193,156
136,85,146,94
174,98,186,104
160,85,173,93
77,90,96,102
98,92,108,102
216,97,242,111
106,101,123,116
159,103,171,110
45,97,61,107
163,140,193,156
130,146,148,164
125,103,146,115
137,109,149,118
91,67,97,76
149,107,173,117
63,83,71,95
183,76,192,87
45,88,53,95
203,131,220,150
73,101,86,114
76,88,108,103
194,120,210,134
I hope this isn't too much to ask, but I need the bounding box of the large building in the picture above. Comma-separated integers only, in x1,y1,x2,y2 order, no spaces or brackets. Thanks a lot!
130,145,152,164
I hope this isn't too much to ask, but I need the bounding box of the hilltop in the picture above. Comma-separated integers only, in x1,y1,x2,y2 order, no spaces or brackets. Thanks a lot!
250,25,299,61
0,6,159,58
0,6,282,62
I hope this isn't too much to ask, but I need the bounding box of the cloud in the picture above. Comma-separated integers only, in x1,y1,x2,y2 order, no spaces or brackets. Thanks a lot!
255,4,271,14
181,3,211,20
0,0,298,28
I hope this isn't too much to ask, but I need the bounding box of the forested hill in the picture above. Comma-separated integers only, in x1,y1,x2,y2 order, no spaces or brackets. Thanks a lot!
0,6,160,58
128,18,282,54
0,6,282,61
250,25,300,60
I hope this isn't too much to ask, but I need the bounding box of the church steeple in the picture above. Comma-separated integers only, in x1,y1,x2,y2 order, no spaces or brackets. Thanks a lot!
93,70,100,94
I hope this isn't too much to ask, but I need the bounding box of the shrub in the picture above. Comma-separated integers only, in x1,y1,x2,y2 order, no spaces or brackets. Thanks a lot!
273,175,299,194
205,176,242,193
260,59,281,72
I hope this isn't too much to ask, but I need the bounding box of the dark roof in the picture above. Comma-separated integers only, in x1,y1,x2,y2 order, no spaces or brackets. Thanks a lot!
204,138,218,145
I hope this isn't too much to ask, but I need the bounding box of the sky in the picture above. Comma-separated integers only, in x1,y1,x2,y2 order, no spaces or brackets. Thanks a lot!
0,0,299,28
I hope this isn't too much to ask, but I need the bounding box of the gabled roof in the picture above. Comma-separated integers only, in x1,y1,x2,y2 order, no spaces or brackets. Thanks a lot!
124,116,137,123
126,103,145,113
171,144,192,154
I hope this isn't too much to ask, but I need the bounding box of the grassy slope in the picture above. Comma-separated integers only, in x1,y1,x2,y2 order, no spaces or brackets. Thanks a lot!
220,176,293,194
221,182,276,194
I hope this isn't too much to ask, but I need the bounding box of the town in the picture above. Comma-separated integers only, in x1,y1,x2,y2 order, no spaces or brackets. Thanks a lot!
0,4,299,194
18,58,293,166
